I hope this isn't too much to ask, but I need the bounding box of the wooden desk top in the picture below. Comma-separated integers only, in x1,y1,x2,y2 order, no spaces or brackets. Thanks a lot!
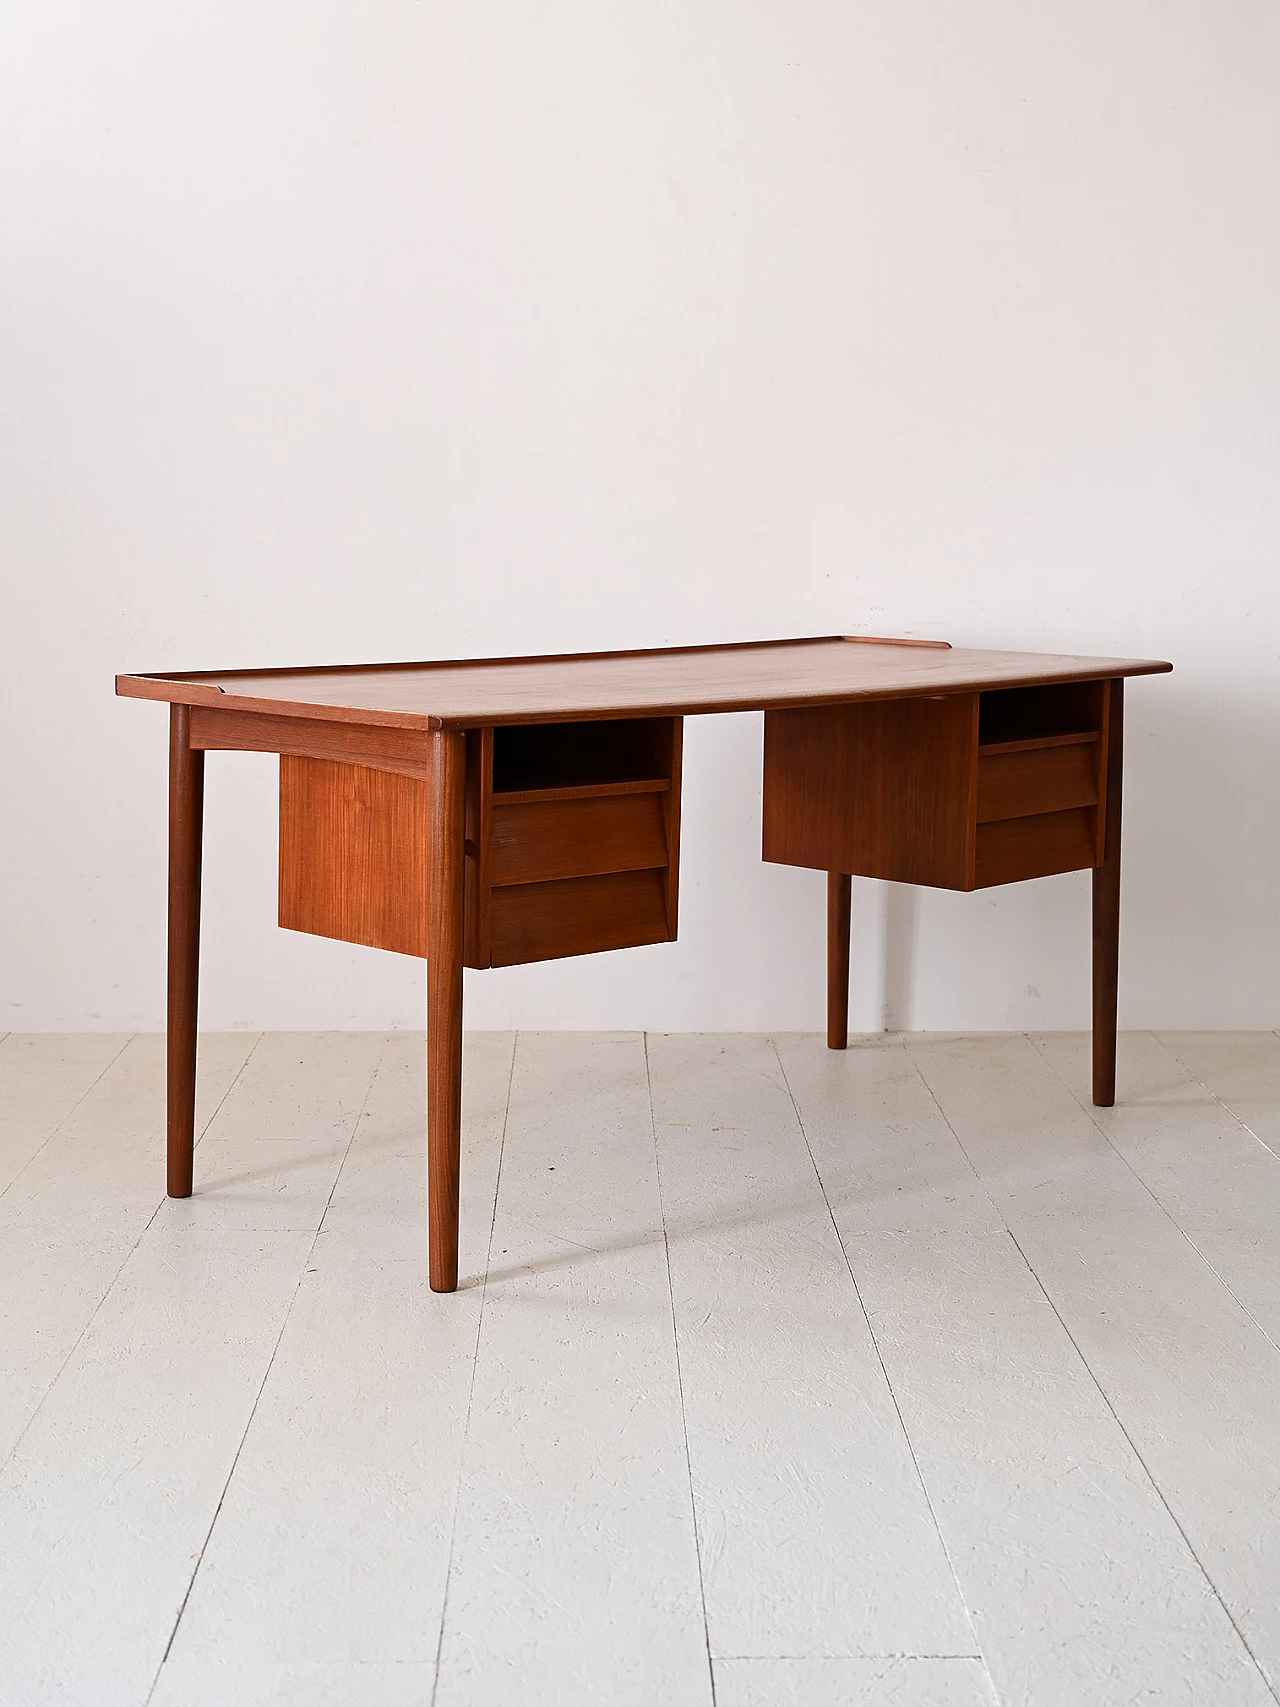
116,635,1172,731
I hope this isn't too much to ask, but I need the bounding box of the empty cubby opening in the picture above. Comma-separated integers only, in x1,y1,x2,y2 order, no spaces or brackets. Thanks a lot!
492,718,675,794
978,682,1106,748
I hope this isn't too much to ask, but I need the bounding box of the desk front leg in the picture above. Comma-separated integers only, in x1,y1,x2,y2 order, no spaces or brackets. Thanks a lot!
167,704,204,1196
427,730,466,1292
1092,679,1124,1106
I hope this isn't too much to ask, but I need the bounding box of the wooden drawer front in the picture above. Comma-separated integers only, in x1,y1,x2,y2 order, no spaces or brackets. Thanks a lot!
977,740,1098,825
975,807,1098,888
490,791,668,888
490,868,670,967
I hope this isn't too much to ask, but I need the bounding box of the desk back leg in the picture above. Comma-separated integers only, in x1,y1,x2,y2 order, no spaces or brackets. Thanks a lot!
1092,679,1123,1106
167,704,204,1196
827,872,852,1049
427,730,466,1292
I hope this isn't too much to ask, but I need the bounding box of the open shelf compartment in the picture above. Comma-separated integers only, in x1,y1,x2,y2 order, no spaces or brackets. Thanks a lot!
978,680,1106,748
467,716,683,968
492,717,675,796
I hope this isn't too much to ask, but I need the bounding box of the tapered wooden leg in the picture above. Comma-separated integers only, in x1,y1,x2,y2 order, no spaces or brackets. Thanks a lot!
167,704,204,1197
1092,679,1124,1107
426,729,466,1292
827,871,852,1049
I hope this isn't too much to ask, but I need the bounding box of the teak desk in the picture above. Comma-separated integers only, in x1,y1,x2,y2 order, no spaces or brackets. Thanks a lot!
117,636,1171,1292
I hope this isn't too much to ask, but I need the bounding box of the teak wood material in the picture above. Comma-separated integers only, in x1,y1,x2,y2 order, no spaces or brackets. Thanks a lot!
762,679,1112,893
120,637,1170,1291
426,731,466,1294
763,696,979,889
489,791,669,887
976,738,1099,824
827,872,852,1050
166,705,203,1198
973,806,1099,889
490,868,670,967
189,705,432,777
279,758,430,957
117,636,1171,731
471,715,681,968
1093,680,1124,1108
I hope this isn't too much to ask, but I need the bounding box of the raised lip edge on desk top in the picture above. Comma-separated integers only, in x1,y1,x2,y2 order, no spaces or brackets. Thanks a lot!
114,635,941,721
116,633,1173,732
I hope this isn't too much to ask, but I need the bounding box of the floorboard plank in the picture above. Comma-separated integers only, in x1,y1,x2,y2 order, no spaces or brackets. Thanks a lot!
713,1656,994,1706
4,1030,1278,1705
150,1661,436,1707
1035,1030,1280,1351
0,1033,132,1195
0,1032,256,1465
160,1033,513,1679
781,1032,1272,1707
0,1030,388,1707
907,1032,1280,1699
650,1032,973,1662
434,1032,710,1707
1159,1032,1280,1155
0,1229,314,1707
151,1033,387,1232
772,1033,999,1238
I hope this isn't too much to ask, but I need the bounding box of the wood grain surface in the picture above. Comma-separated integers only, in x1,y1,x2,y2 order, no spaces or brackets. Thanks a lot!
426,730,466,1292
976,739,1099,824
166,704,203,1198
489,868,671,967
278,757,429,957
117,635,1171,731
490,791,669,887
276,717,683,968
974,806,1099,888
190,706,432,777
1093,679,1124,1105
762,696,979,889
826,871,852,1050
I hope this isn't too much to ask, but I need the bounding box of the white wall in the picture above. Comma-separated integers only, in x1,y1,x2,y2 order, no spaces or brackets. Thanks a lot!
2,1,1277,1033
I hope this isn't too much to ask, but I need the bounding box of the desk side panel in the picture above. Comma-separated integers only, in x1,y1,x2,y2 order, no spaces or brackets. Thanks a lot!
762,698,978,889
279,758,430,957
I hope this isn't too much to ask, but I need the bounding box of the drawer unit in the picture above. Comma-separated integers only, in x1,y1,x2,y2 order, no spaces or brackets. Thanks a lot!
763,680,1112,892
278,718,682,965
469,718,682,967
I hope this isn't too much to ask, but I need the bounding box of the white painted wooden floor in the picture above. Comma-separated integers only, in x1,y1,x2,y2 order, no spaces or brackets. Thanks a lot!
2,1031,1280,1706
